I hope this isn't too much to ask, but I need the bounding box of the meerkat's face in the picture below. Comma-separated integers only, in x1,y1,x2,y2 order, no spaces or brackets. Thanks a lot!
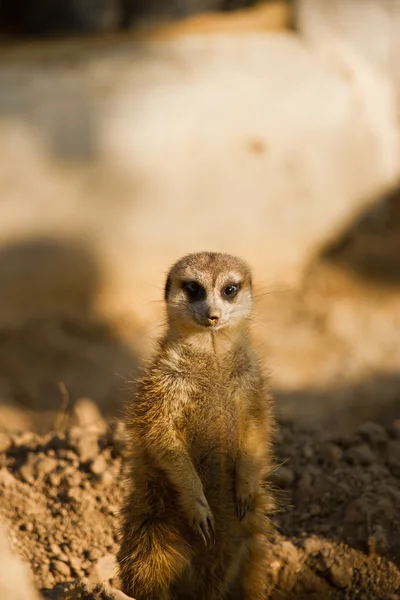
164,252,253,333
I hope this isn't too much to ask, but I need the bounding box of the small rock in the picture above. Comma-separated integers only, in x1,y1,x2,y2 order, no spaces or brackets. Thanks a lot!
321,443,343,464
90,454,107,477
12,432,34,448
68,556,83,575
74,398,108,436
88,553,117,584
0,468,16,487
50,544,62,557
68,428,99,463
327,559,353,589
0,432,11,453
358,422,388,447
19,463,35,484
86,548,103,561
49,473,62,487
100,470,114,487
346,444,374,465
302,536,325,555
51,560,71,578
35,456,57,477
302,445,314,459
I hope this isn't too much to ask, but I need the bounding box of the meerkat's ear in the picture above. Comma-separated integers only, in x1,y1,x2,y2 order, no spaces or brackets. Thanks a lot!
164,276,172,301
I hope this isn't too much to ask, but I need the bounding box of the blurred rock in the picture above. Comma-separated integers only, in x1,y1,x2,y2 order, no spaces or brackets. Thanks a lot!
357,421,388,447
327,558,353,589
67,427,99,463
0,432,11,453
0,524,40,600
0,32,398,326
346,443,374,465
74,398,108,436
295,0,400,90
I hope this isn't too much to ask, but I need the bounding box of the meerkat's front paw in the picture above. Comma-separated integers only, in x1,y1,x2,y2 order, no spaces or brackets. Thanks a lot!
185,496,215,546
235,479,255,520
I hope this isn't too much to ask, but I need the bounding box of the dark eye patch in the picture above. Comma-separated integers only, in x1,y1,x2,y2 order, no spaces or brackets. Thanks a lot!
182,280,206,302
221,283,240,299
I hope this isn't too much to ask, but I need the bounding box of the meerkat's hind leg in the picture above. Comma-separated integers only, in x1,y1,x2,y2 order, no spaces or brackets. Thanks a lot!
117,518,192,600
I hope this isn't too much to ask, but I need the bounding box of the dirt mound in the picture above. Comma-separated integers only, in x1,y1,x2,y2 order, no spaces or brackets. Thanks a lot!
1,418,400,599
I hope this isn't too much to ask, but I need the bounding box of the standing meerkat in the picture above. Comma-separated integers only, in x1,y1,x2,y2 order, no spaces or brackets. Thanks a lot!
117,251,275,600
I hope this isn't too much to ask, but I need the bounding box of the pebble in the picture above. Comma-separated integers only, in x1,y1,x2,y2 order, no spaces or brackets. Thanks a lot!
19,463,35,484
357,422,388,447
73,436,99,463
100,470,114,487
303,445,314,459
321,443,343,464
0,468,16,487
49,473,62,487
68,555,83,575
0,432,11,453
35,456,57,477
74,398,108,434
51,559,71,578
327,559,353,589
12,432,35,448
50,543,62,557
346,444,374,466
90,454,107,477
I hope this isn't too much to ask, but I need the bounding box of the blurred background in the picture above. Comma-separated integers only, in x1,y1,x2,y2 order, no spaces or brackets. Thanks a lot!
0,0,399,433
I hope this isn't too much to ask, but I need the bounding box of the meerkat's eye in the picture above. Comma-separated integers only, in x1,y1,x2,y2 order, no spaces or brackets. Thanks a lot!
222,283,240,299
182,280,205,301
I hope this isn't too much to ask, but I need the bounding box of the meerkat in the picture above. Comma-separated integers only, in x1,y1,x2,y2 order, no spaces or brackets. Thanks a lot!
117,251,275,600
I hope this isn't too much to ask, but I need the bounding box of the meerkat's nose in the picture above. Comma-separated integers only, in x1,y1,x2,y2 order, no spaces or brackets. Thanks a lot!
207,312,220,325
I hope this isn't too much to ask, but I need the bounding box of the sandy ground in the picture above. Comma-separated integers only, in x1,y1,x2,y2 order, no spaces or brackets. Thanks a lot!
1,416,400,599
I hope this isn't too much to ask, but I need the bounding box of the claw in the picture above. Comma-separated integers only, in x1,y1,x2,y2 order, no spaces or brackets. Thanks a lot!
207,517,215,544
199,521,209,546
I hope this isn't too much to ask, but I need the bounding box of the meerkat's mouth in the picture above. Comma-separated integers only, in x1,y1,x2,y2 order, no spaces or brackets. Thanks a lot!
195,320,228,331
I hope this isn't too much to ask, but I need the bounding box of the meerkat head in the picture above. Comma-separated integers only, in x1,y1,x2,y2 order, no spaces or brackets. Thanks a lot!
164,252,253,334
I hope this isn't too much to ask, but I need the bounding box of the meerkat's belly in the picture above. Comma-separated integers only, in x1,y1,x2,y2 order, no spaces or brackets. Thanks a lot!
181,391,239,494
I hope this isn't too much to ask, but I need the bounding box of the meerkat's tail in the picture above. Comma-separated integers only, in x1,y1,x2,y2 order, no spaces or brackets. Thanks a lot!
117,517,192,600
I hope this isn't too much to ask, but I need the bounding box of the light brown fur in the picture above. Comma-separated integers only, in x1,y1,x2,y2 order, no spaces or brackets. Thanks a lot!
117,252,275,600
